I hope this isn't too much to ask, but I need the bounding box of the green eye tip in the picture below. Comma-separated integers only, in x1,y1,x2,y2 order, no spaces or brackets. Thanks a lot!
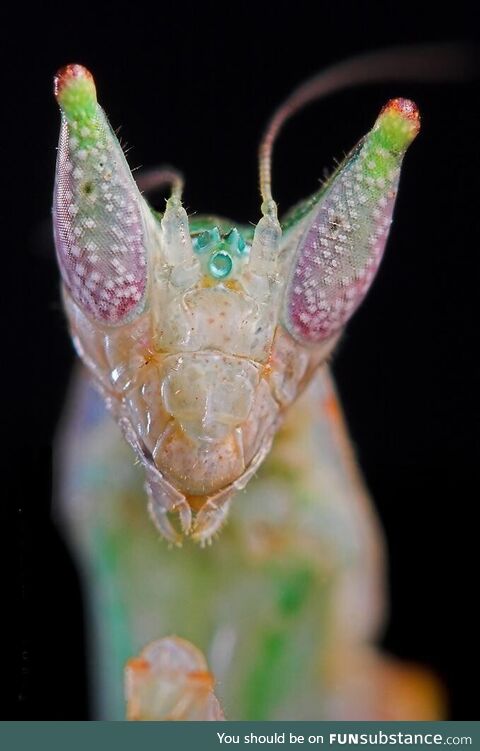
374,98,420,153
54,64,97,120
209,250,233,279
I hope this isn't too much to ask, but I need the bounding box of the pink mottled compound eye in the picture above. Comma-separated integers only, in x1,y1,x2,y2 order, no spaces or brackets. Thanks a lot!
284,98,420,344
53,64,148,325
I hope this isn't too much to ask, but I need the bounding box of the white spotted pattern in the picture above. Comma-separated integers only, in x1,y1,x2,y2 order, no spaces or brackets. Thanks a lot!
284,142,401,344
53,107,147,325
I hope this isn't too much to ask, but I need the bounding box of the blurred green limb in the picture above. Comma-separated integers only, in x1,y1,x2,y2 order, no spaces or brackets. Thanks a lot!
55,367,443,720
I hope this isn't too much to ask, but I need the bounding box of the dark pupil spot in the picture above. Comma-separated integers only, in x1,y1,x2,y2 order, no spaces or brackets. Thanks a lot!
83,182,93,195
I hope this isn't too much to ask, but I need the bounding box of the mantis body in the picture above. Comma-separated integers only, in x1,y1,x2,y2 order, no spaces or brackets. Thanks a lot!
52,47,465,718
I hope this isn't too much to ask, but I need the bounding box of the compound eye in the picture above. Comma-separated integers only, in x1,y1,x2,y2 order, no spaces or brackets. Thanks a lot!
283,98,420,344
53,64,149,325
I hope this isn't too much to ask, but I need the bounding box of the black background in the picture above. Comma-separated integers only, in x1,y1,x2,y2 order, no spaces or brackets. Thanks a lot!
2,1,478,719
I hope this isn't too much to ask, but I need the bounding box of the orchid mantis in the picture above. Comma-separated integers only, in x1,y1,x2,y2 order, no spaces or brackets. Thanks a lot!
53,46,468,719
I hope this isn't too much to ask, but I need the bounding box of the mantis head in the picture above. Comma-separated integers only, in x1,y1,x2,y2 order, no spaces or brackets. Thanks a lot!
53,63,419,544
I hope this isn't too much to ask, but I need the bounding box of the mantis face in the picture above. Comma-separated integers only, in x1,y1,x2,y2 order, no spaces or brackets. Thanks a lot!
53,64,419,544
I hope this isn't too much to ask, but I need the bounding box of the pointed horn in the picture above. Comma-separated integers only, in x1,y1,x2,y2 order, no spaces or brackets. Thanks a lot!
283,98,420,344
53,64,152,325
259,42,474,205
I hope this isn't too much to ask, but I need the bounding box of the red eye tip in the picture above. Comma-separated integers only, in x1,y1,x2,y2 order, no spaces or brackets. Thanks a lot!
382,98,420,127
54,63,94,99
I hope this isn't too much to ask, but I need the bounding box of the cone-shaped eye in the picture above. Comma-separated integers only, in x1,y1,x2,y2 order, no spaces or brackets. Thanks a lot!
53,64,149,325
283,98,420,344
